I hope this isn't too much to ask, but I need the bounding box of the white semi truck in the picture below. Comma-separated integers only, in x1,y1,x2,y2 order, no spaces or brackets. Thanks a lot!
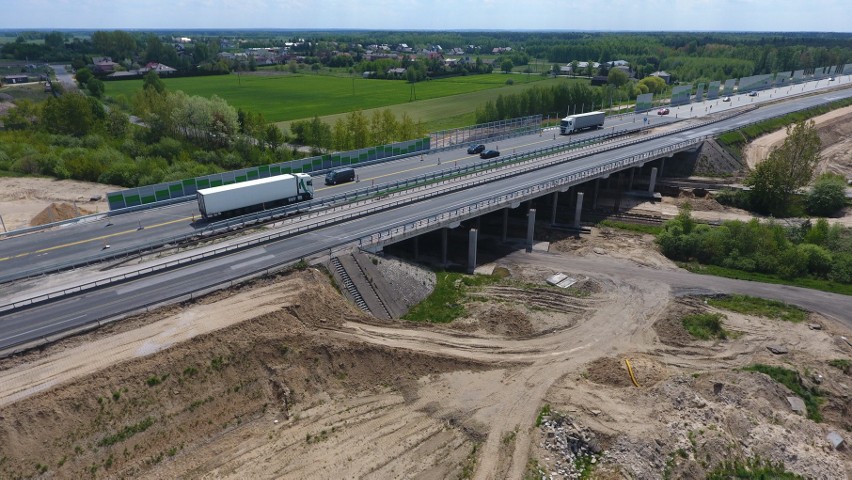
196,173,314,219
559,111,605,134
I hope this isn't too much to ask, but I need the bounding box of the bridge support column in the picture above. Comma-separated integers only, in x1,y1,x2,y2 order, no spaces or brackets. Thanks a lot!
441,228,448,266
573,192,584,229
501,208,509,242
649,167,659,194
659,157,667,178
628,168,635,190
413,236,419,261
593,178,600,209
550,192,559,225
467,228,478,274
526,209,536,253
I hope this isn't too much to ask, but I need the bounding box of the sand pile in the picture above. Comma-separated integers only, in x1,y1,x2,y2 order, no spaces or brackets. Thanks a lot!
29,202,90,226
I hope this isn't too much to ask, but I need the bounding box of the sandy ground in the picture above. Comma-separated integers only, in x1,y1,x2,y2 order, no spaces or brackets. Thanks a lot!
1,110,851,479
743,104,852,177
1,245,849,479
0,177,115,232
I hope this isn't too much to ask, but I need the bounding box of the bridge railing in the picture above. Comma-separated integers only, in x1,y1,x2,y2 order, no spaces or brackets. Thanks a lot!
0,101,759,286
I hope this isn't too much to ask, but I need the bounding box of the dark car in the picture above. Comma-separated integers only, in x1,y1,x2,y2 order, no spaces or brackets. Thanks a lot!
467,144,485,154
325,167,355,185
480,149,500,159
657,108,670,115
748,91,758,97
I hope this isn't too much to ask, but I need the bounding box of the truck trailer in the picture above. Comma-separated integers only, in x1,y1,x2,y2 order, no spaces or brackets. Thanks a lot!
559,111,605,134
196,173,314,219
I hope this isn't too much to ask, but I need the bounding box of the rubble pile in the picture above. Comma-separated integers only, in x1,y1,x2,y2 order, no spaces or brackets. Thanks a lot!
538,413,604,480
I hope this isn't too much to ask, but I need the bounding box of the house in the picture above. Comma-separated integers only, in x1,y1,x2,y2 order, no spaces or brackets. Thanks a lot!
444,58,459,67
606,60,629,67
650,70,672,84
591,76,609,86
386,67,407,78
91,58,119,75
141,63,177,75
3,74,29,84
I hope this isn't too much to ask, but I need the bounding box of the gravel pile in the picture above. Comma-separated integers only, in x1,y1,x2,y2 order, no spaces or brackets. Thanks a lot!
538,413,604,480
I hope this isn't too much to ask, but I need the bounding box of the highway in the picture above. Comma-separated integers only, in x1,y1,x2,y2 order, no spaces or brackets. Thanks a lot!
0,78,841,281
0,113,678,282
1,76,851,352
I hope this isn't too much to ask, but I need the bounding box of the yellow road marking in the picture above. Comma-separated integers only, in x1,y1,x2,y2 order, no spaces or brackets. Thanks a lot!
0,216,192,262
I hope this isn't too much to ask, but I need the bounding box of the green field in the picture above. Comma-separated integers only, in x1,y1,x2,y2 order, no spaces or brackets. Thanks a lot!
284,75,576,133
105,72,565,129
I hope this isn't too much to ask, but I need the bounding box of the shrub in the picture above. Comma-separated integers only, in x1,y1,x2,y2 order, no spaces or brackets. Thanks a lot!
682,313,728,340
806,173,847,216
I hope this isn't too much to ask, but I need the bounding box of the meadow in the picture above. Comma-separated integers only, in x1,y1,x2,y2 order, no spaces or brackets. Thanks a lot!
105,72,535,120
105,71,582,131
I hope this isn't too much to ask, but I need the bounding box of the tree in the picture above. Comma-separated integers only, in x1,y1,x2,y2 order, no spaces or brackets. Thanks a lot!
264,125,285,150
806,173,847,216
75,67,93,86
638,76,666,94
501,59,514,74
142,70,166,94
746,120,821,215
570,60,579,77
607,68,629,88
41,94,104,137
87,78,105,98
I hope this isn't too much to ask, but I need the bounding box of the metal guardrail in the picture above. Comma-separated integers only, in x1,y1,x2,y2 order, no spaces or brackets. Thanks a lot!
0,90,842,353
0,113,732,312
3,85,848,311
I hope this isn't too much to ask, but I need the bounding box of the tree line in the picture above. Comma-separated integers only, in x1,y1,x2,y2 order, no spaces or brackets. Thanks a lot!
290,109,425,153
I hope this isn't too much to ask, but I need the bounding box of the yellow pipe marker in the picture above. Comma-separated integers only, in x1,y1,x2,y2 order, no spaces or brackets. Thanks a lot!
625,359,641,388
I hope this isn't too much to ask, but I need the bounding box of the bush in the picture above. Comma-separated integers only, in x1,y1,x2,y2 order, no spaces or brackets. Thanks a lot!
806,173,847,216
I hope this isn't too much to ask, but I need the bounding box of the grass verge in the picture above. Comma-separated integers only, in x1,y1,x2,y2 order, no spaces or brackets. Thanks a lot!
707,456,804,479
402,271,501,323
677,262,852,296
743,364,822,422
598,219,663,235
682,313,728,340
706,295,808,322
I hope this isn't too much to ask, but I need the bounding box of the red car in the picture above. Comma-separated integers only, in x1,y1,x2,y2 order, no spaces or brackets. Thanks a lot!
657,108,670,115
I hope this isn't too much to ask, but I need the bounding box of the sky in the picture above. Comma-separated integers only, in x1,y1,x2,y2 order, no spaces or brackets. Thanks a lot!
2,0,850,32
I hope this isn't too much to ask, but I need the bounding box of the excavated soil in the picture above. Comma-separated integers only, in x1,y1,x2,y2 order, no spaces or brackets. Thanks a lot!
0,177,116,232
743,104,852,179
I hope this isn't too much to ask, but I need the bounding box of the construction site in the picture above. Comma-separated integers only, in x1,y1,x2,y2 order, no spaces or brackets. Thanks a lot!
0,108,851,479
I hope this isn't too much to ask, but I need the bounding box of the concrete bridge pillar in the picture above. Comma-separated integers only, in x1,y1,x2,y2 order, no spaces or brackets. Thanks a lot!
441,227,448,266
413,236,419,261
526,209,536,253
573,192,584,229
501,208,509,242
649,167,659,194
467,228,478,274
628,168,636,190
593,178,600,209
550,192,559,225
659,157,667,178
